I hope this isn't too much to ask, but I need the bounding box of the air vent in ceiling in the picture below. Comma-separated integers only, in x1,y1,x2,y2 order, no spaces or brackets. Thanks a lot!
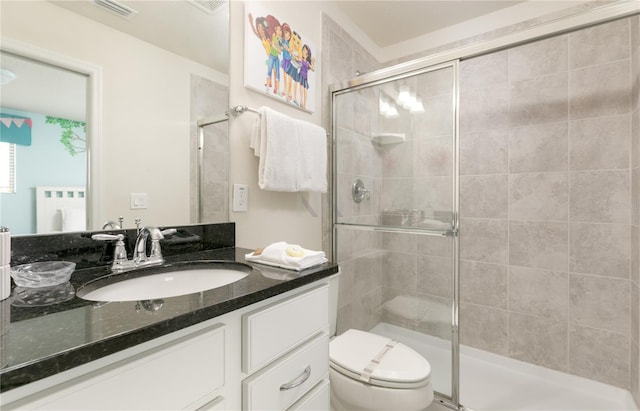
187,0,226,15
93,0,138,19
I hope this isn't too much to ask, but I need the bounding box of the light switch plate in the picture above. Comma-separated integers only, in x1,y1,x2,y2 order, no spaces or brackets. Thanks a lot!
232,184,248,212
130,192,147,209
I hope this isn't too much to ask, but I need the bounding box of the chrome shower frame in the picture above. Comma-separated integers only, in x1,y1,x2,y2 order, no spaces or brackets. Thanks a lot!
330,59,461,408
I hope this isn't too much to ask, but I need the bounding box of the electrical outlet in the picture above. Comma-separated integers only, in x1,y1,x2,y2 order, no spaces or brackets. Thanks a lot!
233,184,248,212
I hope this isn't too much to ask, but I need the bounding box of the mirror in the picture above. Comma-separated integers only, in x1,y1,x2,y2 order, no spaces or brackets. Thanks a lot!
0,0,230,235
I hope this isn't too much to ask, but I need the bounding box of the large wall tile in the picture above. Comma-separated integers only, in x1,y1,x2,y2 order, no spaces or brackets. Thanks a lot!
459,50,507,89
381,231,417,254
570,60,631,119
413,135,453,177
413,94,455,138
416,234,453,258
381,251,417,293
381,177,413,211
570,274,630,335
570,114,630,171
508,35,568,82
459,83,509,133
460,174,508,219
509,72,568,127
569,170,630,224
569,223,630,279
569,325,630,388
633,340,640,404
632,284,639,346
634,110,640,170
460,260,507,309
509,266,568,321
509,312,568,372
418,65,455,97
460,303,508,355
413,176,453,214
328,29,355,81
633,225,640,285
417,255,452,299
460,129,508,175
509,221,568,271
416,294,453,339
381,288,421,330
508,122,568,173
509,172,568,221
460,219,508,264
382,139,413,178
569,18,630,69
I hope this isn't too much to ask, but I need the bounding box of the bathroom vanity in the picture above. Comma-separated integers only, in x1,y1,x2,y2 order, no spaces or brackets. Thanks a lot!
0,223,338,410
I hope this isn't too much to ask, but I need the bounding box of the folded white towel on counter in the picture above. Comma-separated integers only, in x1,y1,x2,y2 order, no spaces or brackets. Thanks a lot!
245,241,327,271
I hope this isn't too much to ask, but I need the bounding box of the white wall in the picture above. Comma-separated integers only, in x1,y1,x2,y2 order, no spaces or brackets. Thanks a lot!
228,1,326,250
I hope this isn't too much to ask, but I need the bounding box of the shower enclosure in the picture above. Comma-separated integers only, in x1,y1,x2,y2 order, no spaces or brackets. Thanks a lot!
331,5,639,410
332,61,461,405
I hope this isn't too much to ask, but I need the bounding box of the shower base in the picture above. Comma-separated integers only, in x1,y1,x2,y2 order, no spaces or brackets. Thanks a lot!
370,322,637,411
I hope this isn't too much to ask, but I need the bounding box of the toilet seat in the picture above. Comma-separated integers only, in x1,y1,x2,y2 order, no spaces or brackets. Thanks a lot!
329,329,431,389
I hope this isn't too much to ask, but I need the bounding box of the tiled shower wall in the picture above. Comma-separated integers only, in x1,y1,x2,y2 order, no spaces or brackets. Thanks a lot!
630,15,640,405
458,18,633,389
325,13,639,392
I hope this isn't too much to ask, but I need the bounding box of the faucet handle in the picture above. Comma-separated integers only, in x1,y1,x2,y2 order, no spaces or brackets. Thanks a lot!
92,233,124,242
92,234,128,267
148,228,176,260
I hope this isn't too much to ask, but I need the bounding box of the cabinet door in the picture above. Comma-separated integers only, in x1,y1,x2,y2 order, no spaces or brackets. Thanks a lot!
26,324,226,410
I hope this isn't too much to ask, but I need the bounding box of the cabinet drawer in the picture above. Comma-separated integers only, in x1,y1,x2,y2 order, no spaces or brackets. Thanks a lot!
286,379,329,411
31,324,225,410
243,333,329,411
243,285,328,373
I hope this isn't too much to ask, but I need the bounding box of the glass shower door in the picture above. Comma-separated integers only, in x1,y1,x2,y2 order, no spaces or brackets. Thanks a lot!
332,62,459,405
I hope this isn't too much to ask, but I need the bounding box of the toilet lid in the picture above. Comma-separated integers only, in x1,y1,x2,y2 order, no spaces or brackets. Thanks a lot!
330,329,431,388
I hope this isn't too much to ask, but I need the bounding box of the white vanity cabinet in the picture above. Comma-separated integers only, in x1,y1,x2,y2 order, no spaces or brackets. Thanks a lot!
2,322,229,411
242,284,330,411
1,280,332,411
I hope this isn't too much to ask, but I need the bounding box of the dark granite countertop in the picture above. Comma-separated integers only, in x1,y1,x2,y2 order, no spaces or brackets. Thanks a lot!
0,223,338,393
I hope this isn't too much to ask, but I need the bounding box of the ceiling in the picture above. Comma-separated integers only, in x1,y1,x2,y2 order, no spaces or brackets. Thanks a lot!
331,0,524,48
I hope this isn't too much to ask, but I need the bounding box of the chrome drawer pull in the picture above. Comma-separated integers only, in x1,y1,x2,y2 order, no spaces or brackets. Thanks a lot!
279,365,311,391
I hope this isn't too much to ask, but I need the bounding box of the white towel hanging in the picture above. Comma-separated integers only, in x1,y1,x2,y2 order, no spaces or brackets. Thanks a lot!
250,106,327,193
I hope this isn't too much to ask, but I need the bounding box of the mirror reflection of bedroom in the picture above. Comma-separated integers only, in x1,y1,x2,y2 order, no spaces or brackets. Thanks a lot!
0,52,87,235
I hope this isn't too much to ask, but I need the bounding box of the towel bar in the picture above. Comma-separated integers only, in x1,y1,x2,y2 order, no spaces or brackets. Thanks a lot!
228,105,260,116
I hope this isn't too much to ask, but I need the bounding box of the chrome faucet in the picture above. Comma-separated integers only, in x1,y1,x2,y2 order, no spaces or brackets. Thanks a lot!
133,226,176,266
93,226,176,273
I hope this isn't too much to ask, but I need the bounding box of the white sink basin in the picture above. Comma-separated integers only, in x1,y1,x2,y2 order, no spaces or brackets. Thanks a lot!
78,262,251,302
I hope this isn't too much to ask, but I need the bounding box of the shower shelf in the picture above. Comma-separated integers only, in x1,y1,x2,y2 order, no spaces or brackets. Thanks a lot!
371,133,405,145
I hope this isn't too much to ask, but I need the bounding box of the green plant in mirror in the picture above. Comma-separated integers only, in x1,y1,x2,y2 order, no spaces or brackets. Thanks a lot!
45,116,86,156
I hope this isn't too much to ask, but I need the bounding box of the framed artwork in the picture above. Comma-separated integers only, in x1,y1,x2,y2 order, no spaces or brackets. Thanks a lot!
244,3,317,113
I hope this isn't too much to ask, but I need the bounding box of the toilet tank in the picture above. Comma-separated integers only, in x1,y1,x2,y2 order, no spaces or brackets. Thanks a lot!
328,270,341,336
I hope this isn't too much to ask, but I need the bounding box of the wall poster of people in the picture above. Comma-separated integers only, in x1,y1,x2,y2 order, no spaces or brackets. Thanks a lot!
244,3,317,113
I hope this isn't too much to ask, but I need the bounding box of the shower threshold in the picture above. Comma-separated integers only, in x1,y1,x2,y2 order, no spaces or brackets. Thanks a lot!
370,323,636,411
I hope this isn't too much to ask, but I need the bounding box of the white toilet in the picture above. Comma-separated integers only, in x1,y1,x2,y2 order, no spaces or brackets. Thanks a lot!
327,276,434,411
